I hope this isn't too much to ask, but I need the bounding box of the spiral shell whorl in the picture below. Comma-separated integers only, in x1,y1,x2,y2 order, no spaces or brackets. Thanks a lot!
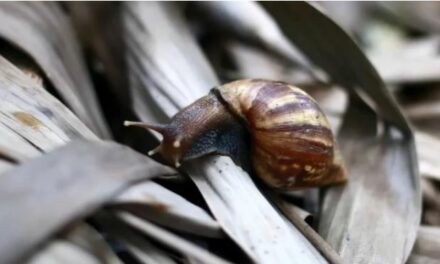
217,79,335,189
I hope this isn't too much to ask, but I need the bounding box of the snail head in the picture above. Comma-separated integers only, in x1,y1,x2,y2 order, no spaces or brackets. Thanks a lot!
124,91,247,169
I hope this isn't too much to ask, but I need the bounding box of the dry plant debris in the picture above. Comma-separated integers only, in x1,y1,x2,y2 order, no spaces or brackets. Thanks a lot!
0,2,438,264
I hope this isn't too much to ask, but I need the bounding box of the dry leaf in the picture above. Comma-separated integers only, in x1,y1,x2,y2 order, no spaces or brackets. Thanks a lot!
0,140,173,263
27,240,101,264
263,2,420,263
413,226,440,259
0,55,97,152
98,211,231,264
112,181,222,238
63,223,122,264
0,2,110,137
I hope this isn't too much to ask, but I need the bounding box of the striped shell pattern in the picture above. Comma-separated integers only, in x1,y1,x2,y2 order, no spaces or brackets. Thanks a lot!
217,79,336,189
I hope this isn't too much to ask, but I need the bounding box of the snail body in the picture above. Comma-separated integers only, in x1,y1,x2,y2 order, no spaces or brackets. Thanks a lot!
125,79,346,190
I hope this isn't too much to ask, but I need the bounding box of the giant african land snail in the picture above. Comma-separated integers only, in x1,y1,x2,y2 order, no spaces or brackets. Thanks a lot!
125,79,346,190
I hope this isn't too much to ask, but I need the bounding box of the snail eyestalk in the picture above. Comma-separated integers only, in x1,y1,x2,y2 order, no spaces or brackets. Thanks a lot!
123,121,166,134
124,120,183,168
147,146,161,156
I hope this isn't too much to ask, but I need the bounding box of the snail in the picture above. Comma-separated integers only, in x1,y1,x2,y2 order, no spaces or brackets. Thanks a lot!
125,79,346,190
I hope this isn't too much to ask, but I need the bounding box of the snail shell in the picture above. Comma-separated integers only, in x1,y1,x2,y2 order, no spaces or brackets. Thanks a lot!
125,79,346,190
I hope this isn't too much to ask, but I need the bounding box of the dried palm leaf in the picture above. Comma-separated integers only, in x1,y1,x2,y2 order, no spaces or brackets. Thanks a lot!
318,2,374,35
272,196,313,224
379,2,440,34
94,214,177,264
97,211,231,264
0,140,173,263
0,2,432,264
413,226,440,259
404,89,440,129
0,159,13,175
371,55,440,84
269,193,343,264
226,42,319,88
0,122,41,161
407,255,440,264
67,2,129,106
0,52,219,241
0,51,229,262
0,55,98,152
0,2,110,137
62,223,122,264
262,2,420,264
27,240,101,264
421,179,440,226
415,132,440,181
191,2,316,76
112,181,222,238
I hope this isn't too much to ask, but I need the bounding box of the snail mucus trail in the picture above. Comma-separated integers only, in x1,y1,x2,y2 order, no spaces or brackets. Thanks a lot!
125,79,346,190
